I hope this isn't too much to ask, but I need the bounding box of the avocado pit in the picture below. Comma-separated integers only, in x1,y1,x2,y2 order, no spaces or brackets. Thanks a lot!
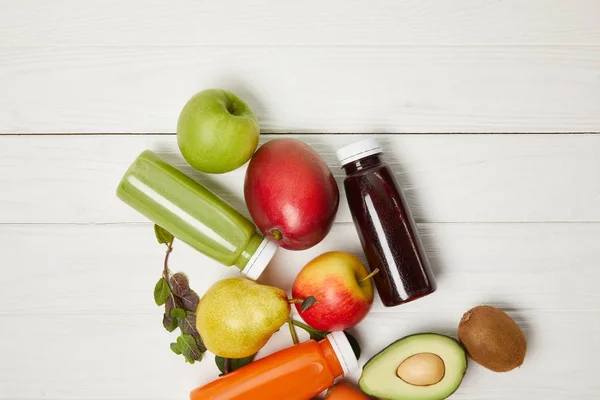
396,352,445,386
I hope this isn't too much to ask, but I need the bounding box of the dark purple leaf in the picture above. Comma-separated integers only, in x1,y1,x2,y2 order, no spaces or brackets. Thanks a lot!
165,294,183,315
170,273,190,297
179,311,198,336
181,290,200,312
162,313,177,332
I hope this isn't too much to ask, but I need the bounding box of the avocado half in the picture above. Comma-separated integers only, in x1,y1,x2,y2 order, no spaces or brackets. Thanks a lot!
359,333,467,400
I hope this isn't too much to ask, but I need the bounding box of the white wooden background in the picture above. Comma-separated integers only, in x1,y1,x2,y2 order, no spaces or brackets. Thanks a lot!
1,1,599,399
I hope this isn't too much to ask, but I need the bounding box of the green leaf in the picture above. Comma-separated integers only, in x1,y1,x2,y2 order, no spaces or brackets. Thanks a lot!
300,296,318,312
181,290,200,312
170,342,182,355
184,356,195,364
154,224,174,244
162,313,177,332
179,311,198,335
154,278,171,306
165,295,183,315
170,273,190,297
177,333,202,361
215,354,256,376
170,307,186,326
344,331,361,360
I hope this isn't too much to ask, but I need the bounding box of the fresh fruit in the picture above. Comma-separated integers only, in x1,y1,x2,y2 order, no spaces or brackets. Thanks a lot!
196,278,290,358
244,138,339,250
326,382,371,399
292,251,374,331
458,305,527,372
359,333,467,400
177,89,260,174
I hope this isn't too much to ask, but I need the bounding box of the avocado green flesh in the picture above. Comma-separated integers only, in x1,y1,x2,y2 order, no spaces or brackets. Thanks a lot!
359,333,467,400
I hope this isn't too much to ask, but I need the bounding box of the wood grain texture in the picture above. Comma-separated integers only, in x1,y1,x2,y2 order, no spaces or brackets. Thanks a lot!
3,222,599,315
2,1,599,398
1,46,599,133
2,0,599,46
0,134,598,224
1,222,599,398
2,311,594,399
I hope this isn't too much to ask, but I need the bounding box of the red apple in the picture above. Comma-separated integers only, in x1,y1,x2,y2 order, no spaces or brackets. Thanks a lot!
292,251,374,331
244,138,339,250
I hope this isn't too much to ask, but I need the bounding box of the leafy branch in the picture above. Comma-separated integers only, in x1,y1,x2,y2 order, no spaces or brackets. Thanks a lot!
153,225,205,364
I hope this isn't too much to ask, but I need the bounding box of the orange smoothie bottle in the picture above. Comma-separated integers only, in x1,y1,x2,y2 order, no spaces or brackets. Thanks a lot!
190,332,359,400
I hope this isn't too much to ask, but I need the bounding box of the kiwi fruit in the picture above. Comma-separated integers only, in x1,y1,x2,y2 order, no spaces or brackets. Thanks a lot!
458,305,526,372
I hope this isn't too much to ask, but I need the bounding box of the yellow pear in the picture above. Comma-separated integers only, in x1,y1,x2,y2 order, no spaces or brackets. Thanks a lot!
196,278,290,358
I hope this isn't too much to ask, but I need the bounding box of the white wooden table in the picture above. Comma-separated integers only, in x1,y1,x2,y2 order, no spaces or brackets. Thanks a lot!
1,2,599,399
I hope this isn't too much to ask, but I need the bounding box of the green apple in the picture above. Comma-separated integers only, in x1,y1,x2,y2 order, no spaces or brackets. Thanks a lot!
177,89,260,174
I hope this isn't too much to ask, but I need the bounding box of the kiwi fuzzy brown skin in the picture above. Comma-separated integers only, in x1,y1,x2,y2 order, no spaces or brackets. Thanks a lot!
458,305,527,373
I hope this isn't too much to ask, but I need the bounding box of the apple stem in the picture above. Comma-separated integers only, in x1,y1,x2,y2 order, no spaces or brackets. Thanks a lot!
288,317,299,345
359,268,380,283
287,298,304,305
271,229,283,241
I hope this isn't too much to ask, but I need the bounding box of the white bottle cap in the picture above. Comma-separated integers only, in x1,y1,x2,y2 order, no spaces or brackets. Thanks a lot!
241,237,278,280
336,138,383,167
326,331,360,376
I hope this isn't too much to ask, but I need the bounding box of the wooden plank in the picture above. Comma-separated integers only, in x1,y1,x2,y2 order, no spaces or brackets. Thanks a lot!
2,222,599,399
2,222,599,315
0,134,599,223
1,0,599,46
1,216,598,398
1,46,599,133
0,310,595,399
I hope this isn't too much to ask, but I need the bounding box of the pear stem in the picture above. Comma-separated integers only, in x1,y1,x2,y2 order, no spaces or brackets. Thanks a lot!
287,298,304,305
359,268,380,283
288,317,299,345
224,358,230,374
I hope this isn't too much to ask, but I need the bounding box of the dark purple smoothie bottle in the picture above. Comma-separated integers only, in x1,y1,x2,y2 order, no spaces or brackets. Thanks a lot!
337,138,436,307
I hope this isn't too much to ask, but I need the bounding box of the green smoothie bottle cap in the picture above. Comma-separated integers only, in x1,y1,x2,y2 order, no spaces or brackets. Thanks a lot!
241,238,279,280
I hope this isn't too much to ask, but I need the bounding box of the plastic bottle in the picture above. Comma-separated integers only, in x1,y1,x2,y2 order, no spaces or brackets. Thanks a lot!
189,331,359,400
116,150,277,279
337,138,436,307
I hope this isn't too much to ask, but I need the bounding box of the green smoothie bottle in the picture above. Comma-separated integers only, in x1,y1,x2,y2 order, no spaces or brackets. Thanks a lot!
116,150,278,279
